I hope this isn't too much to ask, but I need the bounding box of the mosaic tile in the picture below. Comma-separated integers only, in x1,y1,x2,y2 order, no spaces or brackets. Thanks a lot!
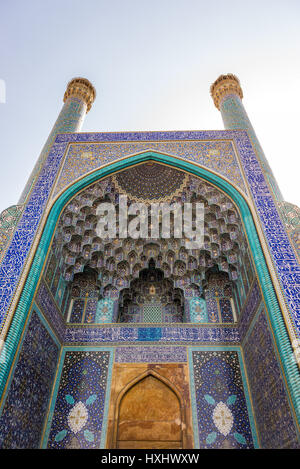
84,299,98,324
54,140,246,197
36,280,65,342
0,129,299,354
0,205,23,259
95,299,115,323
114,163,188,203
46,350,111,449
0,139,68,331
19,97,86,204
0,311,59,448
54,171,246,320
191,350,254,448
238,280,262,341
220,94,282,200
138,327,162,341
189,297,208,323
0,85,298,451
70,299,85,323
243,310,299,448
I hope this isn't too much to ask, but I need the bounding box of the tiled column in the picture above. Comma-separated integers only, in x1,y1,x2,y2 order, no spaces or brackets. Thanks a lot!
19,77,96,203
210,74,283,201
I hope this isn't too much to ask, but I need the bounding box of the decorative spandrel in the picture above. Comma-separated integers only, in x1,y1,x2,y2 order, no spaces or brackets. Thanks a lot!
53,140,247,198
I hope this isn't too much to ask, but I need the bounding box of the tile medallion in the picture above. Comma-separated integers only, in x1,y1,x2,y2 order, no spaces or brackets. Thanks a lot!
45,349,112,449
189,349,256,449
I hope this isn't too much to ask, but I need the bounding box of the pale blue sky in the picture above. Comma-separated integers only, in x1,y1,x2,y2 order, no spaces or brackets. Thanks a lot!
0,0,299,213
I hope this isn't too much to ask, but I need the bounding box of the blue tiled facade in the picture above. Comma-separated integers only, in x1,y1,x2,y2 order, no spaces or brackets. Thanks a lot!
0,77,299,449
189,349,256,448
44,349,113,449
243,308,299,448
0,130,299,340
0,311,60,448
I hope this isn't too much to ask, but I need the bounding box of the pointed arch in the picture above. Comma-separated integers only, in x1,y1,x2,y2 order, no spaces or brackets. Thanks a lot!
111,369,186,449
1,151,299,427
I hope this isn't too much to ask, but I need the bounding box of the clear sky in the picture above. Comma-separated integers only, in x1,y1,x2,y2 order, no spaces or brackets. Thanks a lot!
0,0,299,213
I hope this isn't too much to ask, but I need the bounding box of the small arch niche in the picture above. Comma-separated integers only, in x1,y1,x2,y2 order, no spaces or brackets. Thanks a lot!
118,259,185,323
115,374,183,449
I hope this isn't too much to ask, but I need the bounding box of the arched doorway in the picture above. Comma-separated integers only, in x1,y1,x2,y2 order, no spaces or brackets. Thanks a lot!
114,371,184,449
1,151,298,447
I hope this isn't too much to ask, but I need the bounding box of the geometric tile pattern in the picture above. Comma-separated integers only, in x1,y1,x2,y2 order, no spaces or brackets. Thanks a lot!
55,169,247,291
36,280,65,342
19,97,86,205
46,351,111,449
220,94,282,201
0,311,60,448
0,77,298,454
191,350,255,448
238,280,262,341
226,131,300,336
277,201,300,255
243,310,300,448
113,162,188,203
219,97,300,337
0,137,68,332
142,301,164,323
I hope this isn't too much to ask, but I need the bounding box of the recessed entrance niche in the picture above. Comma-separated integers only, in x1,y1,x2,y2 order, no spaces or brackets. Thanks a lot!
114,372,184,449
43,163,256,325
118,259,184,323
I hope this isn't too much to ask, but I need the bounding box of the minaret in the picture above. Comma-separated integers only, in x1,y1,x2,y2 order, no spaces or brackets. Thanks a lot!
19,77,96,204
210,74,282,201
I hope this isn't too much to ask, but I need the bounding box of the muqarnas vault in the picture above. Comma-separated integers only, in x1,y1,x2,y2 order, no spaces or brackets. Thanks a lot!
0,74,299,449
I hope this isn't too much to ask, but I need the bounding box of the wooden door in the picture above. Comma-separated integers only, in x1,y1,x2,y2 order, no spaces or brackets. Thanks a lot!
116,374,182,449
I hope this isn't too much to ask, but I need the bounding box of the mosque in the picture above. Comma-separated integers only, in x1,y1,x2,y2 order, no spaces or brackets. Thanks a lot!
0,74,299,449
